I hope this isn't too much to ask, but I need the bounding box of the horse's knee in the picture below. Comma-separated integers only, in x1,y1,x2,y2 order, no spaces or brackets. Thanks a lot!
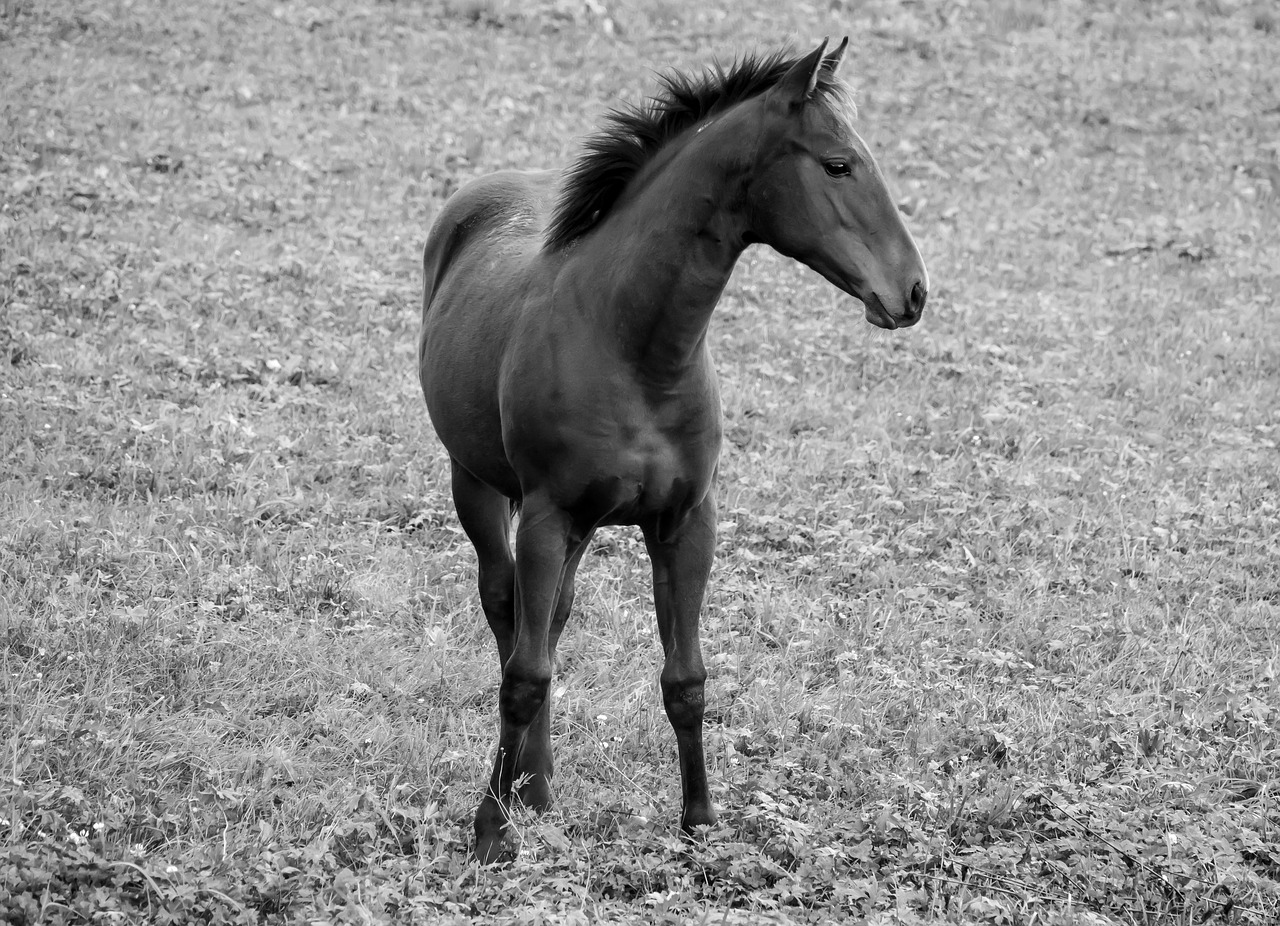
478,565,516,644
500,664,551,728
661,675,707,731
554,581,575,619
479,565,514,616
482,598,514,639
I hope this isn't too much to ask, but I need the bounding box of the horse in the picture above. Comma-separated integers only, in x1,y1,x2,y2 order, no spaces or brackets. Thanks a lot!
418,37,927,863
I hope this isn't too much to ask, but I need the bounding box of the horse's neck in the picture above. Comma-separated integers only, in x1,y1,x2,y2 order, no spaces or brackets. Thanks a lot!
567,121,751,380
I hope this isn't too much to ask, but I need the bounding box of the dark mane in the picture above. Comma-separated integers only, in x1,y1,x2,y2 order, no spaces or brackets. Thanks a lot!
543,48,848,250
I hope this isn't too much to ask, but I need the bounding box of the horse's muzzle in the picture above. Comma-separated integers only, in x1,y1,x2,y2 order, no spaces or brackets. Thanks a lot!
865,282,926,330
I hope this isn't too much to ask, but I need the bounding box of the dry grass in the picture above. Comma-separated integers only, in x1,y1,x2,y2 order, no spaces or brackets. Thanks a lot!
2,0,1279,923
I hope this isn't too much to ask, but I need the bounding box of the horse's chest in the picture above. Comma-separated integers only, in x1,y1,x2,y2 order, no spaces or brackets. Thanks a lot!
579,447,709,524
501,343,721,523
563,415,720,527
624,434,703,501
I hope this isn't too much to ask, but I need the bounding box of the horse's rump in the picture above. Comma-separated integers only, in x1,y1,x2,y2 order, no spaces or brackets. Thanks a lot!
419,169,562,501
421,169,557,308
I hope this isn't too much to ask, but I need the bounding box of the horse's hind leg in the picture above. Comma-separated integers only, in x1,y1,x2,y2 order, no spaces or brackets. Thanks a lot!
450,461,524,862
472,492,574,863
450,460,516,668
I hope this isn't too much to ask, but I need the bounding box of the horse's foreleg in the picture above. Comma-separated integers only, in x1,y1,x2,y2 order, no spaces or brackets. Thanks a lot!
643,496,717,834
475,496,572,863
517,535,591,812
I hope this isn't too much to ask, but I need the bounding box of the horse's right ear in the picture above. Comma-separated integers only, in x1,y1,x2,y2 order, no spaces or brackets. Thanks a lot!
770,38,830,106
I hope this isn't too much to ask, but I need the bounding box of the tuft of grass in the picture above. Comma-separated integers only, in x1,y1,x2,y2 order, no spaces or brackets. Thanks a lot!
3,0,1278,923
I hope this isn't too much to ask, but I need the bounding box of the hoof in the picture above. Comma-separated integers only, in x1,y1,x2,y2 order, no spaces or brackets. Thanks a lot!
474,798,512,865
475,827,513,865
517,774,553,814
680,801,717,835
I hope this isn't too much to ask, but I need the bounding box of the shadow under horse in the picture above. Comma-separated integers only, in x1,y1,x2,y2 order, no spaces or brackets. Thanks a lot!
418,38,927,863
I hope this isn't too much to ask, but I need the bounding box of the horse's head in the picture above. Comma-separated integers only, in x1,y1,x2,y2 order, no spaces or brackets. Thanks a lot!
747,38,927,329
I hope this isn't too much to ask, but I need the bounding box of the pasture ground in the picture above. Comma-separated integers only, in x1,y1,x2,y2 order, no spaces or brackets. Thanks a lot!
2,0,1279,923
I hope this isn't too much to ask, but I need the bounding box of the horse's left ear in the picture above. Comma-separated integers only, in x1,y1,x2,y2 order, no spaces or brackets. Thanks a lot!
823,36,849,74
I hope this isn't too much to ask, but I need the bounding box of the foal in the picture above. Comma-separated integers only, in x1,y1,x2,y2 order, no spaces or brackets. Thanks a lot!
419,38,927,862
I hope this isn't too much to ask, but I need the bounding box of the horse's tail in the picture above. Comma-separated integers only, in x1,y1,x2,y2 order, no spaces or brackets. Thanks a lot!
421,208,460,320
419,195,473,385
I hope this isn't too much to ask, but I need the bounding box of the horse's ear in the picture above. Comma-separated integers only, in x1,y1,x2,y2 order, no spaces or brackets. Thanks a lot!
823,36,849,74
773,38,830,104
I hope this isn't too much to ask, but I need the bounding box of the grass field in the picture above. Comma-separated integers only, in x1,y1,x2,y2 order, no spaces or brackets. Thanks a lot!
3,0,1279,923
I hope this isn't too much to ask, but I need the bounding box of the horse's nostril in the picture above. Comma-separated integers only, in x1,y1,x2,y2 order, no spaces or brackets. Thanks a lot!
908,280,927,315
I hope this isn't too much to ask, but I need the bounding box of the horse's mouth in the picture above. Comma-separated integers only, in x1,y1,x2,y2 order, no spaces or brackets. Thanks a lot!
864,294,899,330
863,292,923,330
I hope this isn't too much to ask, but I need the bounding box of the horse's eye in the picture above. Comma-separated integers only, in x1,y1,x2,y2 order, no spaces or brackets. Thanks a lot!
823,159,852,178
